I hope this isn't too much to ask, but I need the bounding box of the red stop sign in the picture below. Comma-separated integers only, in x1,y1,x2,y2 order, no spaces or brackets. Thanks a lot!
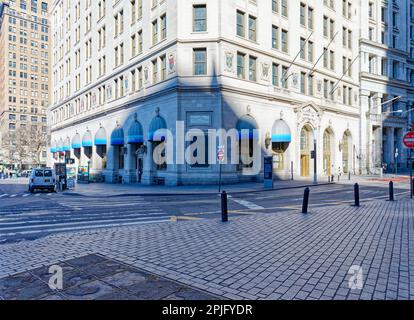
403,132,414,148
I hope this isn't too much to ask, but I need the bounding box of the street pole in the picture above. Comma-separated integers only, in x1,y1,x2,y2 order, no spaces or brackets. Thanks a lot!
410,148,413,199
218,162,222,193
313,139,317,184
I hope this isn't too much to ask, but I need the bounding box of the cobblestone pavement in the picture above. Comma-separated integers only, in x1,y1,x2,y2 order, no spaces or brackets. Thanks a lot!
0,254,217,300
1,197,414,300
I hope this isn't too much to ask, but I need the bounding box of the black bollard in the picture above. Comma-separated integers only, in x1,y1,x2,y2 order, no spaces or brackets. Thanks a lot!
302,187,310,214
412,179,414,198
349,171,351,181
389,181,394,201
331,175,334,183
328,176,331,183
221,191,228,222
354,183,360,207
338,175,340,182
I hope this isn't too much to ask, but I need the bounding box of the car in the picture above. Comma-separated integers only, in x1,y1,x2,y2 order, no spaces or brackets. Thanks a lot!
28,168,56,193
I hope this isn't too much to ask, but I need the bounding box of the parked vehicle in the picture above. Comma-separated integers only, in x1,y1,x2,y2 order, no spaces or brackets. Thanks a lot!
28,168,56,193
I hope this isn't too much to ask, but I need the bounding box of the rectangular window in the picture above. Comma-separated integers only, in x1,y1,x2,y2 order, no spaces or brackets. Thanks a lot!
300,72,306,94
281,29,288,53
193,4,207,32
249,56,257,81
194,48,207,75
272,63,279,86
237,11,245,37
248,15,257,41
272,25,279,49
237,52,245,79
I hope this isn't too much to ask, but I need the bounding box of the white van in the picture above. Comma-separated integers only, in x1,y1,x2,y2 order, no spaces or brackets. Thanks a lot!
28,168,56,193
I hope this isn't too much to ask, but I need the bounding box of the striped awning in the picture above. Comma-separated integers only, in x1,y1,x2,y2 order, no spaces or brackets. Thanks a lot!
63,137,71,151
72,133,81,149
94,127,107,146
148,116,167,142
272,119,292,143
127,120,144,144
111,126,125,146
236,115,258,140
82,130,93,147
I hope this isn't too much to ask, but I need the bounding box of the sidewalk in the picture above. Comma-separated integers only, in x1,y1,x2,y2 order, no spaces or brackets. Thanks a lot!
1,196,414,300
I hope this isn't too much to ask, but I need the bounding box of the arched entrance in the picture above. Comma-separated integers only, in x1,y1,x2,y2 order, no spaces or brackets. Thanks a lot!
148,115,167,171
82,130,93,167
342,130,352,174
300,125,314,177
110,124,125,173
323,128,334,176
271,119,291,173
236,115,258,170
94,126,108,171
127,114,144,183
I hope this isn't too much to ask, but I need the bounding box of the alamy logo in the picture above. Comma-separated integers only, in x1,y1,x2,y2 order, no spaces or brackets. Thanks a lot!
48,265,63,290
348,265,364,290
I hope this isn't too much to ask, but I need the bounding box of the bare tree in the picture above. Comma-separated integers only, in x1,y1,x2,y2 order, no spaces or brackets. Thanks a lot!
0,126,48,169
28,126,49,167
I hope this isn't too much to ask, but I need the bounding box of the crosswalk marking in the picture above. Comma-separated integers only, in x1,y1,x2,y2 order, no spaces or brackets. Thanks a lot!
228,196,265,210
0,194,8,198
1,218,171,237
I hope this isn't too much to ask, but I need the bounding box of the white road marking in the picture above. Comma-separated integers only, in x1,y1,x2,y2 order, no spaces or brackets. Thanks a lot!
0,194,8,198
9,195,17,198
229,197,265,210
1,219,172,236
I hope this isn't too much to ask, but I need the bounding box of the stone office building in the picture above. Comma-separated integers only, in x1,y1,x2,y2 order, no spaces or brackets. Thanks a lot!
50,0,369,186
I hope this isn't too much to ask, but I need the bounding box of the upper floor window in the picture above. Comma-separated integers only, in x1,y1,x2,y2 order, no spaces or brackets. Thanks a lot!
193,4,207,32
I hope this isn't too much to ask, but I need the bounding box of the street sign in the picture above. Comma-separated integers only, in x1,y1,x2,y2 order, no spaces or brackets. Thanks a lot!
403,132,414,149
217,146,225,162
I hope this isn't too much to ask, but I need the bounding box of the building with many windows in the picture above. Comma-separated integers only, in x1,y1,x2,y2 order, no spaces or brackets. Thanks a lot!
0,0,50,170
48,0,411,186
360,0,414,174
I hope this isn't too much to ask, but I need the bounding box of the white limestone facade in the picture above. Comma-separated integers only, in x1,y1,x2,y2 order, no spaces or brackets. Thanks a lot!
360,0,414,174
49,0,368,186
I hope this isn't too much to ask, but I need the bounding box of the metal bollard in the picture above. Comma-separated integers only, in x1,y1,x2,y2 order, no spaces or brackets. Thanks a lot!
221,191,228,222
328,176,331,183
338,175,340,182
331,175,334,183
389,181,394,201
302,187,310,214
412,179,414,198
354,183,360,207
349,171,351,181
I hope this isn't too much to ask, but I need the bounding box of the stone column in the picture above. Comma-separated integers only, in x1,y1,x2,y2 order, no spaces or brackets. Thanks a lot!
123,144,136,183
384,127,395,166
359,90,370,174
104,145,117,183
141,143,153,185
396,129,405,168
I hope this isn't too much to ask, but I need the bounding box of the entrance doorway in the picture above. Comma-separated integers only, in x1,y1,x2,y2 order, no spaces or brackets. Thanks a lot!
300,125,313,177
323,129,334,176
342,130,352,174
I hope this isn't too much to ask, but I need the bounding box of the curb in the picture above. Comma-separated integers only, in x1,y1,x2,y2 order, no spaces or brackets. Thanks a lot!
62,182,335,198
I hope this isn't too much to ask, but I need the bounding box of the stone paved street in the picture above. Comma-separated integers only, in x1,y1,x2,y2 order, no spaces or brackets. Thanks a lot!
1,195,414,300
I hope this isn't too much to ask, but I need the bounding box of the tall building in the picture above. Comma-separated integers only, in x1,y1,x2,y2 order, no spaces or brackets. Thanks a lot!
360,0,414,174
0,0,51,170
48,0,411,186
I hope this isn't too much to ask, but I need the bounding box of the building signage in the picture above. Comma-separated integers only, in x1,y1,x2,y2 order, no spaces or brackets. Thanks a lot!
403,131,414,149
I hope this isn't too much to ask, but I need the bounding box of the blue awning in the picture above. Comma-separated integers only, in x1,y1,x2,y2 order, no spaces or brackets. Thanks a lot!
148,116,167,142
50,140,57,153
72,133,81,149
82,131,93,147
127,120,144,144
63,137,71,151
57,138,64,152
111,126,125,146
272,119,292,143
236,115,258,140
94,127,107,146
